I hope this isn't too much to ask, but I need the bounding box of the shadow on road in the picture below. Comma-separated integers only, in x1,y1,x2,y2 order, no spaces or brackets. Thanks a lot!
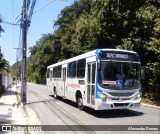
0,89,15,97
49,95,77,108
49,95,144,118
84,108,144,118
0,118,15,124
26,99,53,105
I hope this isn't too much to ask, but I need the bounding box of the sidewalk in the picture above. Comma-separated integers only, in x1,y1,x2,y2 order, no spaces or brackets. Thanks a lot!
0,84,26,133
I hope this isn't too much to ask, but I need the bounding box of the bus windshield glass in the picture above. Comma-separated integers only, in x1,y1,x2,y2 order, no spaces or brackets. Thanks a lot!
98,61,141,90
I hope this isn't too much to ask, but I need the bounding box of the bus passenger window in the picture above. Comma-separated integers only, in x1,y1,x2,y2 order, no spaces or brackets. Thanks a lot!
68,61,76,78
77,59,86,78
87,64,91,83
92,64,96,84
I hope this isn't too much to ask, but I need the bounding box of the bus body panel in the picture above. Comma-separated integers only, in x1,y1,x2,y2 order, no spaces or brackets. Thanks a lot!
66,78,83,102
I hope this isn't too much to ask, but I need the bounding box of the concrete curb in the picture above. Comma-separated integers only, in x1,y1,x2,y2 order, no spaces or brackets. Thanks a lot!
141,103,160,109
15,84,44,134
22,105,44,134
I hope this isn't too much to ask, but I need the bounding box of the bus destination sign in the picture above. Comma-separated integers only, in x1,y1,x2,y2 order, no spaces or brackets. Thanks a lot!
106,53,128,59
99,51,140,62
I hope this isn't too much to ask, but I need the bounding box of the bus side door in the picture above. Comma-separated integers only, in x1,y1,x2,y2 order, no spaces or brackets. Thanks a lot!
62,67,67,97
87,62,96,106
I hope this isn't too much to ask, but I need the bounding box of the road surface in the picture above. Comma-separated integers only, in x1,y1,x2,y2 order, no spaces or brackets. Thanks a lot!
25,83,160,134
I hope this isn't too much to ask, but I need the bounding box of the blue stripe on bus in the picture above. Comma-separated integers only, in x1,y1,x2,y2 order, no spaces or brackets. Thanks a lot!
95,49,102,61
95,71,102,99
95,49,102,99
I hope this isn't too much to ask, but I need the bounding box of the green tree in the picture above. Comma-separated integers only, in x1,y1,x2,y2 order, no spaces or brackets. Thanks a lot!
54,0,92,58
27,34,61,84
114,0,160,103
10,61,21,78
0,58,10,73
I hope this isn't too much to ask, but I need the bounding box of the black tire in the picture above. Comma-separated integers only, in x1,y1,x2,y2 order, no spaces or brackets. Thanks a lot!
77,96,84,110
53,88,57,99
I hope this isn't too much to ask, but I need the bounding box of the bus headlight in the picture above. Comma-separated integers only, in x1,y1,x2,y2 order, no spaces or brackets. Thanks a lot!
98,92,107,101
134,93,142,100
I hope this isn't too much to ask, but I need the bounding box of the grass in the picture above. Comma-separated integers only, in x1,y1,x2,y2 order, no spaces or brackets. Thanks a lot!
142,98,153,104
142,98,160,106
15,91,31,134
142,91,160,106
24,130,31,134
16,92,22,106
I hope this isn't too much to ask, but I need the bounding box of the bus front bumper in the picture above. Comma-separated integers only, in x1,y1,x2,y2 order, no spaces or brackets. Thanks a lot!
95,99,141,110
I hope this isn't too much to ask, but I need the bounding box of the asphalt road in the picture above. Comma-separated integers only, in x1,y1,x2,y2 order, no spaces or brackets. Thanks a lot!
25,83,160,134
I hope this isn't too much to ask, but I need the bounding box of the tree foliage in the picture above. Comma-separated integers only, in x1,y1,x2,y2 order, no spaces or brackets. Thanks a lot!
27,34,62,84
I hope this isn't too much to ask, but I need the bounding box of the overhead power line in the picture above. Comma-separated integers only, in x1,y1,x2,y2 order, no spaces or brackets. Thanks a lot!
14,0,56,27
12,0,15,48
33,0,56,15
28,0,37,23
2,20,20,26
27,0,31,10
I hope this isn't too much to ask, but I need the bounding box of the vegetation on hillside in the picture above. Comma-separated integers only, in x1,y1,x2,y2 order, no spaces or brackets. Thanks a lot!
0,15,9,73
11,0,160,104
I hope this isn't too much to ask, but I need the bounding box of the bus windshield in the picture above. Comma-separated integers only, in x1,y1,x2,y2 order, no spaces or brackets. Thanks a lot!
98,61,141,90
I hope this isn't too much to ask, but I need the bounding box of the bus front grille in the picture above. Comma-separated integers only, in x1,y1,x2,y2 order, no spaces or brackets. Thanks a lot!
114,103,129,107
108,92,134,97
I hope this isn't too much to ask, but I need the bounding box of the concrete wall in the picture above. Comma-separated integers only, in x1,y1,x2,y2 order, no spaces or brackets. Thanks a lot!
0,73,13,89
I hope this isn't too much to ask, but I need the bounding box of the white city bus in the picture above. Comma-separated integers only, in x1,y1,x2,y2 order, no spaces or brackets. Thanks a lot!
46,49,143,110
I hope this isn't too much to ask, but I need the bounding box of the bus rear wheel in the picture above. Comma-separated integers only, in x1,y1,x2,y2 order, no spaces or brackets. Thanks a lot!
53,88,57,99
77,97,84,110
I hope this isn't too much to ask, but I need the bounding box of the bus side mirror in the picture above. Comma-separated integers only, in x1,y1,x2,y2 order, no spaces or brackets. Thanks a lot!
141,66,145,80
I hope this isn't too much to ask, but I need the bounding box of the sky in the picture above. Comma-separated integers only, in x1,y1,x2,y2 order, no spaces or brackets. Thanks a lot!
0,0,74,66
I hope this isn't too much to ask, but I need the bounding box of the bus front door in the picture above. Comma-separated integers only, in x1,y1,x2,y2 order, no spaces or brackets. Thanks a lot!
49,69,53,91
87,63,96,106
62,68,66,97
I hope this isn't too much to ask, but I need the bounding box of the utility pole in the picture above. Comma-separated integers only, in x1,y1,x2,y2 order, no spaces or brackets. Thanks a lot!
21,0,28,105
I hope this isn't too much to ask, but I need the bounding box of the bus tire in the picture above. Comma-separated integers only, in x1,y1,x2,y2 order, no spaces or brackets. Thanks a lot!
77,96,84,110
53,88,57,99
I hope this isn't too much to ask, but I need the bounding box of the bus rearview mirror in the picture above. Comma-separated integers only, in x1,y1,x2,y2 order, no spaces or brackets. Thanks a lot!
141,66,145,80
